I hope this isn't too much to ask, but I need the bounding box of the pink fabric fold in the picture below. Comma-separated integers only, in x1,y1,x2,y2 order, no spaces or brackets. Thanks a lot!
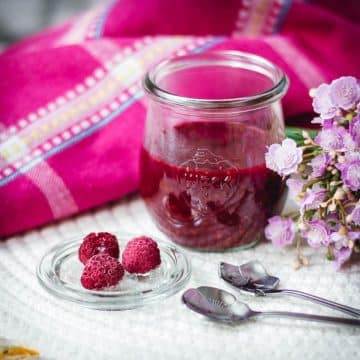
0,0,359,237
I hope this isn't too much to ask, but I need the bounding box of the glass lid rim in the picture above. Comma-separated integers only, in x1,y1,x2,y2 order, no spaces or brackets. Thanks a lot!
143,50,289,109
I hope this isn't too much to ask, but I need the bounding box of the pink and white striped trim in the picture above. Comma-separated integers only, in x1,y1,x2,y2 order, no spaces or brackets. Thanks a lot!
264,36,327,89
25,161,78,219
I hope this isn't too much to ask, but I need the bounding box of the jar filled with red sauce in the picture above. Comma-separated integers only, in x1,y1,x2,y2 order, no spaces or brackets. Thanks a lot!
141,51,288,250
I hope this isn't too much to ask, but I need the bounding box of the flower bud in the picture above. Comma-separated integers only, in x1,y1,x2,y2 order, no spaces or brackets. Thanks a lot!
294,259,301,270
338,226,347,235
331,169,338,175
346,214,353,223
328,202,337,212
345,113,353,121
337,155,345,163
309,88,316,98
298,222,308,231
349,240,354,249
304,139,311,145
342,185,349,193
329,151,336,158
333,120,339,126
302,256,309,266
320,202,328,208
302,130,310,139
334,188,345,200
297,164,306,173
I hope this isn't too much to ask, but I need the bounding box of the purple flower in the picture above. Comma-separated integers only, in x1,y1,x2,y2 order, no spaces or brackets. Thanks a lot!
265,139,302,177
350,205,360,226
333,247,352,269
322,119,336,129
310,153,330,178
315,125,350,151
336,152,360,171
312,84,337,119
286,178,304,199
330,230,358,269
344,152,360,162
330,230,359,247
300,189,327,214
349,114,360,147
264,216,295,247
302,220,330,248
343,133,357,151
340,159,360,191
329,76,360,110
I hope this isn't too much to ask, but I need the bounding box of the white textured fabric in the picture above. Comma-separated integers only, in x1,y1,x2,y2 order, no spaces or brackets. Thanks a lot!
0,194,359,360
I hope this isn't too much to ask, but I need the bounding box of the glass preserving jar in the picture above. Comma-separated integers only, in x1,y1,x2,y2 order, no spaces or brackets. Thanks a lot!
141,51,288,250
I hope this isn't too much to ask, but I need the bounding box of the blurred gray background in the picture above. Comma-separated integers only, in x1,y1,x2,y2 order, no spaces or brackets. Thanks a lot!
0,0,105,48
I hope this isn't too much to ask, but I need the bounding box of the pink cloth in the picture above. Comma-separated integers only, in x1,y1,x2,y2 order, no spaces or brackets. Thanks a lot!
0,0,359,237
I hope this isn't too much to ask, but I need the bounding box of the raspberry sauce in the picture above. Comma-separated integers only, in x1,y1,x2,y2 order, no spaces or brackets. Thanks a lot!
140,121,283,250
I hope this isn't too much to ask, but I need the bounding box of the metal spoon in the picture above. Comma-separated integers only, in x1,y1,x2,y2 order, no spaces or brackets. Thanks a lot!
182,286,360,326
219,260,360,318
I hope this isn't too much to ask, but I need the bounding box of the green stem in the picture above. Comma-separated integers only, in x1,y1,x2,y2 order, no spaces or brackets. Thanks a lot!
336,200,346,225
283,211,301,220
327,246,334,261
285,127,318,142
344,202,357,208
330,181,343,187
302,154,316,160
303,177,324,191
300,145,318,151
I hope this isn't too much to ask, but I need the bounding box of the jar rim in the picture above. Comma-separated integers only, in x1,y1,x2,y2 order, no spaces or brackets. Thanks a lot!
143,50,289,110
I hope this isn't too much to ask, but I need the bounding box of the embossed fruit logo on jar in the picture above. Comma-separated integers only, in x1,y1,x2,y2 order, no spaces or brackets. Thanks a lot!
166,148,241,226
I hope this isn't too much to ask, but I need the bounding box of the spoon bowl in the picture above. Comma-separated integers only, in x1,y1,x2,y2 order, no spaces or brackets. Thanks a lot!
182,287,253,322
219,260,280,291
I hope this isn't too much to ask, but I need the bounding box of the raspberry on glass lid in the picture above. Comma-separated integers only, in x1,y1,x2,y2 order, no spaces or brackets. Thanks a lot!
80,253,124,290
78,232,119,264
122,236,161,274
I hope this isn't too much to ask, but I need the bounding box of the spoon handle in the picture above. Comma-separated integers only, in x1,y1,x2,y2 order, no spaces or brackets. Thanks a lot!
253,310,360,326
265,289,360,318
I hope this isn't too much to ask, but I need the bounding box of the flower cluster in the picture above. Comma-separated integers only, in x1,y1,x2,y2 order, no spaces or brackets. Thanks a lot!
265,76,360,269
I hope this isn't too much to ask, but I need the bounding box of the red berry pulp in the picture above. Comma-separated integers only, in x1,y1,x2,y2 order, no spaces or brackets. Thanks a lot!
140,121,283,250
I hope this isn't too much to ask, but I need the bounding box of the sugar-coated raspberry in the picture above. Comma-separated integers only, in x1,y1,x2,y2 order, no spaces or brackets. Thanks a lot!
122,236,161,274
78,232,119,264
80,254,124,290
